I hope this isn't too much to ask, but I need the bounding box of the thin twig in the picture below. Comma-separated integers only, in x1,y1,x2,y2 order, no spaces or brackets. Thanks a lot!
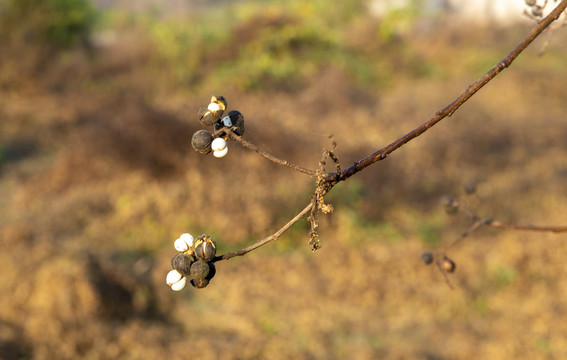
213,202,314,261
446,219,485,249
221,129,318,177
460,201,567,234
325,0,567,187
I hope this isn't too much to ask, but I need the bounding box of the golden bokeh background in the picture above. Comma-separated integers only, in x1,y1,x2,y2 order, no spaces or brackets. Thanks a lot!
1,0,566,358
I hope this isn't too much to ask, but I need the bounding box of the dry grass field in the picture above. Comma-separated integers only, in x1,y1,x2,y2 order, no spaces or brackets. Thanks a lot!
1,1,567,359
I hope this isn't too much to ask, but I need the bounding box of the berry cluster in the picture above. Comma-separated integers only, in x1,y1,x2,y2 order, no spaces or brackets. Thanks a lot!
191,95,245,158
420,252,456,273
166,233,218,291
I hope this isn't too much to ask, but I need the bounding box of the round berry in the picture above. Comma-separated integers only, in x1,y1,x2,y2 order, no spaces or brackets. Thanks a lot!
166,270,187,291
191,130,213,155
214,110,245,137
190,278,210,289
190,260,210,280
442,257,456,273
213,147,229,158
193,235,217,262
211,137,227,152
420,252,434,265
171,253,194,276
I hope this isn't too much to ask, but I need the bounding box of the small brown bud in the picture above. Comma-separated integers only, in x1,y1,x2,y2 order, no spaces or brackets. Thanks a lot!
193,235,217,262
191,130,213,155
420,252,434,265
442,257,456,273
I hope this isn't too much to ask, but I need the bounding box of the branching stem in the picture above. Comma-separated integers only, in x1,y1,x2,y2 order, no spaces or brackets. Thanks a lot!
213,1,567,261
212,203,314,261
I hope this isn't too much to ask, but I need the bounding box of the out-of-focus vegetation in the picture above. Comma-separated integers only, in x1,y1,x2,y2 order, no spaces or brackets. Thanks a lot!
0,0,96,48
1,0,567,359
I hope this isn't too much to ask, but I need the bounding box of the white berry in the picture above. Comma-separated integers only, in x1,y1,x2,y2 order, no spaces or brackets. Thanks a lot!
174,238,189,252
211,137,227,151
174,233,194,251
170,277,187,291
166,269,183,285
213,147,228,158
207,102,221,111
166,270,187,291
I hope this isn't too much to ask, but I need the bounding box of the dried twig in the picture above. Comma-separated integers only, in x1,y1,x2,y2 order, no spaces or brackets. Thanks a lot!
222,129,318,177
212,202,314,261
460,200,567,234
325,0,567,187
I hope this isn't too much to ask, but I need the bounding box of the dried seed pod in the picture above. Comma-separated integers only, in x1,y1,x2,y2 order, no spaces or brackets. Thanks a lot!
214,110,245,137
191,130,214,155
442,257,456,273
193,235,217,262
190,278,210,289
211,95,227,110
171,253,194,276
190,260,210,280
420,252,434,265
199,95,227,126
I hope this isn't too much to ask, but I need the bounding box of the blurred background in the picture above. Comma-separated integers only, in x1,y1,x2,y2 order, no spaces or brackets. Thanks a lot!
1,0,566,358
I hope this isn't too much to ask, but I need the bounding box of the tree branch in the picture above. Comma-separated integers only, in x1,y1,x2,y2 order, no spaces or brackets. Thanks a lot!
207,1,567,263
326,0,567,186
